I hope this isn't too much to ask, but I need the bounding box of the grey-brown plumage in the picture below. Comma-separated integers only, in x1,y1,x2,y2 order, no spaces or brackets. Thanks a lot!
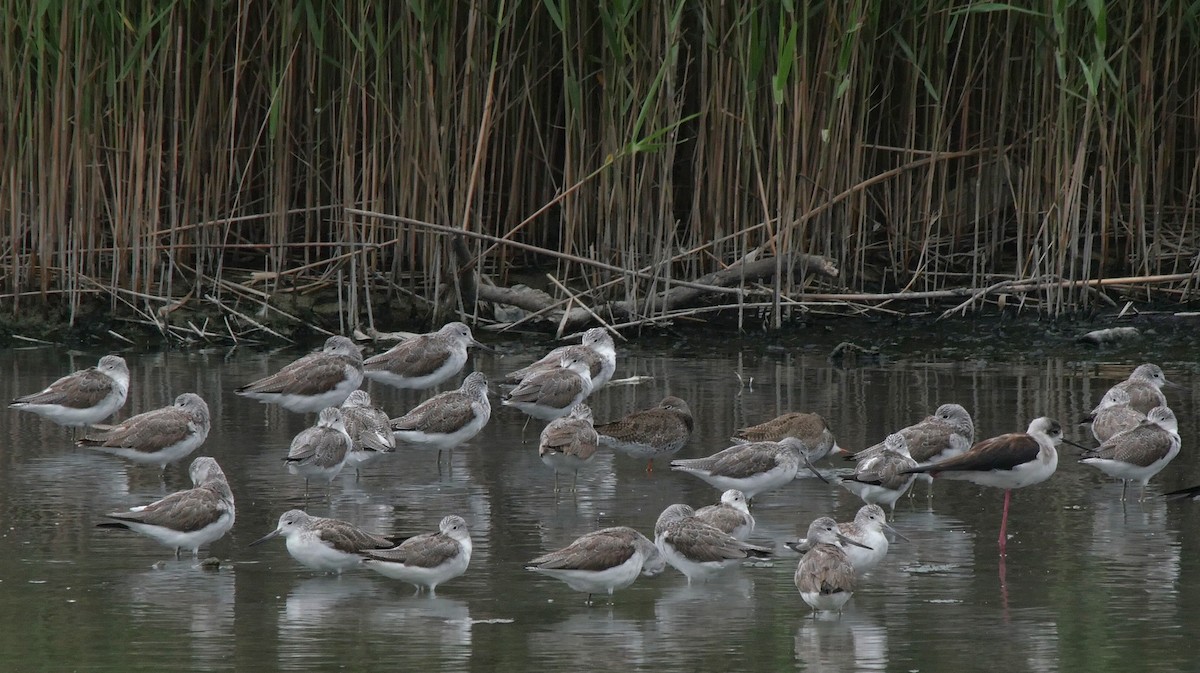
340,390,396,477
528,528,638,571
693,489,755,540
249,509,395,572
653,504,772,583
77,392,210,470
539,404,599,491
366,530,460,568
733,412,842,461
502,354,593,421
390,372,491,461
596,396,694,470
839,434,918,514
97,456,235,558
794,517,861,612
10,354,130,428
505,327,618,389
787,504,900,574
284,407,352,495
363,322,486,390
1103,364,1178,415
852,403,973,498
1080,406,1181,501
236,336,364,413
360,515,473,594
670,437,827,499
525,526,665,603
284,513,394,552
1089,388,1145,443
854,403,975,464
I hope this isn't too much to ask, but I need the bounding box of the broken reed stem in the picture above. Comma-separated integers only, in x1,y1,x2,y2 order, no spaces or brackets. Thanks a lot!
346,208,748,298
544,273,624,341
796,272,1199,307
204,294,293,343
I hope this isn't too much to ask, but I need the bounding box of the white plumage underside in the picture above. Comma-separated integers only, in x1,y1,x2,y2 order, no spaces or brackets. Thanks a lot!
286,533,363,572
530,552,643,595
363,539,472,591
122,510,234,555
242,367,362,413
393,407,489,451
14,387,127,427
675,462,797,499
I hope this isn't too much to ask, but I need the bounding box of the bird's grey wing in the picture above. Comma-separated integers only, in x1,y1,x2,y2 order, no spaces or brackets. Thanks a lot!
363,533,460,568
104,488,226,532
238,353,353,396
365,336,451,378
507,371,583,408
796,546,855,594
392,394,476,435
79,408,192,452
527,530,635,571
15,368,113,408
706,445,781,478
315,520,396,552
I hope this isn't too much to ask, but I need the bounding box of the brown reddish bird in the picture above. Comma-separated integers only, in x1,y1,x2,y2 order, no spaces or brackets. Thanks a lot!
732,411,843,462
595,396,693,471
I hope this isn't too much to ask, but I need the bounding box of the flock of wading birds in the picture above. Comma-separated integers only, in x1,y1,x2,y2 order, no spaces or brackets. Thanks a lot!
8,323,1197,610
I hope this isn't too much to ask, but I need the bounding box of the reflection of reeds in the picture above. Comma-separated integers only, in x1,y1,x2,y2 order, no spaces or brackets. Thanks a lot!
4,2,1200,340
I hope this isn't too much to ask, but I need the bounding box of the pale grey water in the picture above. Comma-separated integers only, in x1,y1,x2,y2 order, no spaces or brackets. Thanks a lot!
1,324,1198,672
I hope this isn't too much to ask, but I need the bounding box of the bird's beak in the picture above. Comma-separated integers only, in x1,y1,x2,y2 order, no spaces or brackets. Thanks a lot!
249,528,282,547
881,522,911,542
802,454,830,484
1163,379,1185,390
785,540,807,554
1061,437,1089,450
836,532,873,550
471,339,496,353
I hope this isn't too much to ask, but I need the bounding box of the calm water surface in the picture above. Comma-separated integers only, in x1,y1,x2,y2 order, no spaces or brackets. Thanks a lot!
1,324,1198,672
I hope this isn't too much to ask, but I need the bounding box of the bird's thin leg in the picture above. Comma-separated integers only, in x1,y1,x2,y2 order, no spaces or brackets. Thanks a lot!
998,489,1011,555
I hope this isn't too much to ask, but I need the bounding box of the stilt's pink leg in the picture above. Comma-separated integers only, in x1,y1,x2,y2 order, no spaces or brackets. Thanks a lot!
998,489,1011,554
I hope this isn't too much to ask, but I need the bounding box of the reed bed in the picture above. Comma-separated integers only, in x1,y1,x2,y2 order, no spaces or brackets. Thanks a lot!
3,1,1200,342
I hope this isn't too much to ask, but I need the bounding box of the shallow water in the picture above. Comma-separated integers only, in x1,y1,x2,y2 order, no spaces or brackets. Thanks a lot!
1,323,1198,672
